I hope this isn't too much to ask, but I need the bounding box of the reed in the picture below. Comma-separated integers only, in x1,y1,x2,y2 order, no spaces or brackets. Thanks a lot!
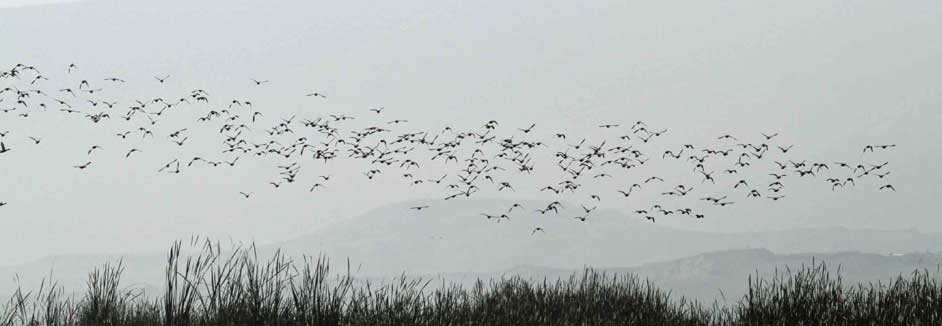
3,241,939,325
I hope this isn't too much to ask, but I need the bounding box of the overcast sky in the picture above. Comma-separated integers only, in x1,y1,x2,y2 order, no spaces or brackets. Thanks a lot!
0,0,940,266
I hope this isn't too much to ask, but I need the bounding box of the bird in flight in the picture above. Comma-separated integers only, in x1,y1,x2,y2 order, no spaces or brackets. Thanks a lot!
644,176,664,183
0,62,900,235
508,203,524,213
410,205,430,210
865,144,896,152
73,161,92,170
518,123,536,134
87,145,103,155
171,137,189,146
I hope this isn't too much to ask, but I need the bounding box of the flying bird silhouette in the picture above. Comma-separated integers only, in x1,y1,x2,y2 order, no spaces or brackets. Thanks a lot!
878,184,896,191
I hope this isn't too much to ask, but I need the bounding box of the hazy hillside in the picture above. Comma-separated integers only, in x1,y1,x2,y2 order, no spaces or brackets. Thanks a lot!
621,249,942,303
408,249,942,304
272,199,942,276
3,199,941,300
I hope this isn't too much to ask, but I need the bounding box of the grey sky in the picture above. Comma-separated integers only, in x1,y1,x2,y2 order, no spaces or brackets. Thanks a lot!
0,0,940,266
0,0,78,8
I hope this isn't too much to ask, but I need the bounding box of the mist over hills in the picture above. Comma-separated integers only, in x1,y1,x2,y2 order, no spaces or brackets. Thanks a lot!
413,249,942,303
273,199,942,276
3,199,940,302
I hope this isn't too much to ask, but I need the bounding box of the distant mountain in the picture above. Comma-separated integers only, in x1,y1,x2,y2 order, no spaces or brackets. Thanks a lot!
270,199,942,275
412,249,942,304
3,199,941,300
616,249,942,303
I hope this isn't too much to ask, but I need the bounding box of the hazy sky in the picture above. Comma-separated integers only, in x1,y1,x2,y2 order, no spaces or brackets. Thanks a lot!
0,0,78,8
0,0,940,266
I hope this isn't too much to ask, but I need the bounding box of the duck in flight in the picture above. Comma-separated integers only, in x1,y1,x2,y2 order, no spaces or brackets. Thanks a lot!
171,137,189,146
864,144,896,152
0,63,901,232
518,123,536,134
507,203,524,213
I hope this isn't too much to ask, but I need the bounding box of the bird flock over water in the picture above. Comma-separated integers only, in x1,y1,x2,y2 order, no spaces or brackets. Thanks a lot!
0,63,898,234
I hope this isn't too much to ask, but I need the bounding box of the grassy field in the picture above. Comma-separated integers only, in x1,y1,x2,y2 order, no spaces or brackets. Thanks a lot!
2,240,940,325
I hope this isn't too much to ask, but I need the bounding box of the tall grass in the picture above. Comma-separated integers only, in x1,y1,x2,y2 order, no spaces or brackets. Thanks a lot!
733,261,942,325
3,240,940,325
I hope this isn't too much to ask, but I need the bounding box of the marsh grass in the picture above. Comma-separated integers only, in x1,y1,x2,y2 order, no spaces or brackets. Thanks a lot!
3,240,940,325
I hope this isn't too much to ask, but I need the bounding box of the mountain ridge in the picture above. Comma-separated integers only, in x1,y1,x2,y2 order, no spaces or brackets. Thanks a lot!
3,199,940,301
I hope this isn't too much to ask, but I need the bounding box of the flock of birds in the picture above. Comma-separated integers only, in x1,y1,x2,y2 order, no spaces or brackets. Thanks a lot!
0,63,898,235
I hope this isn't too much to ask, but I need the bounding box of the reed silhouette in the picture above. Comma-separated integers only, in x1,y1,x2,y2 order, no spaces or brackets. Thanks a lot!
2,240,940,326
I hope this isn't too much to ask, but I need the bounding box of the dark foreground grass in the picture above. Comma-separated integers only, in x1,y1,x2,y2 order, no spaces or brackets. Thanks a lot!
3,240,940,326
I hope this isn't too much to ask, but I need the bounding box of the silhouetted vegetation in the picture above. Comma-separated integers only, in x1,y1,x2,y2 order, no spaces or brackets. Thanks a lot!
3,240,940,325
